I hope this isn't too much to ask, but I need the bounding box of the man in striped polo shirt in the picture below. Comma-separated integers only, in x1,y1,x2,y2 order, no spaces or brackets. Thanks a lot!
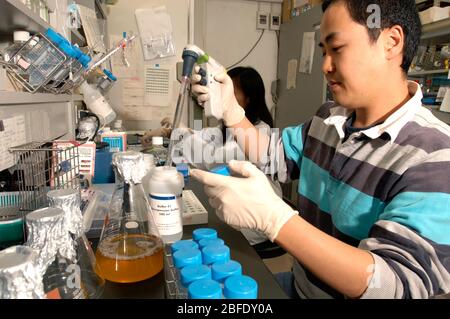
191,0,450,298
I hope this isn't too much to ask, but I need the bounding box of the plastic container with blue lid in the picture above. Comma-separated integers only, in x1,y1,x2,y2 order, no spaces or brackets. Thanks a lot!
171,240,199,254
198,237,224,250
180,264,211,288
224,275,258,299
172,248,202,269
211,260,242,283
202,243,230,266
192,228,217,242
188,279,222,299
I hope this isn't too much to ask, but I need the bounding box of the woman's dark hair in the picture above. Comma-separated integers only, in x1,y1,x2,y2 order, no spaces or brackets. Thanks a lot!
227,66,274,128
322,0,422,73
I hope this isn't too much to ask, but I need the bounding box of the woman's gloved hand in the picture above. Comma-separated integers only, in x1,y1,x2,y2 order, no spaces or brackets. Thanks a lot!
190,160,298,242
191,66,245,126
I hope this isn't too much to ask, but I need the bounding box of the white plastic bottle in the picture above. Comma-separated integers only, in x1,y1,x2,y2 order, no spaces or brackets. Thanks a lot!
148,136,168,166
80,81,116,125
4,31,31,62
147,166,184,244
112,119,126,132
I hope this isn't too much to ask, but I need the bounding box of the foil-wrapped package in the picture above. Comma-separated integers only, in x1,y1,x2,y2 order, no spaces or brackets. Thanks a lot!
0,245,46,299
26,207,76,273
112,151,146,184
47,189,83,238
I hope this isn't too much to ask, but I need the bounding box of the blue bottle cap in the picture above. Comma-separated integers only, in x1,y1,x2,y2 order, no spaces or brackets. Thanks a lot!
172,248,202,269
103,69,117,81
78,54,92,68
224,275,258,299
202,244,230,265
198,237,224,250
188,279,222,299
58,42,77,58
45,28,64,45
211,260,242,283
72,46,84,59
180,264,211,288
171,240,199,253
210,165,231,176
192,228,217,242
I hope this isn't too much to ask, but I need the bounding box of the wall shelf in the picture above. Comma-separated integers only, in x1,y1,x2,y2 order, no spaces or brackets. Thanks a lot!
0,0,51,34
408,69,449,76
0,92,83,105
421,17,450,45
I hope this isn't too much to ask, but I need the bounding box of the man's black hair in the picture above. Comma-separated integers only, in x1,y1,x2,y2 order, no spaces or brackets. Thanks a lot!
322,0,422,73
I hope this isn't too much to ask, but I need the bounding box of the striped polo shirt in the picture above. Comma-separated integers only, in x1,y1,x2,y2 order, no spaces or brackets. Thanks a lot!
274,81,450,298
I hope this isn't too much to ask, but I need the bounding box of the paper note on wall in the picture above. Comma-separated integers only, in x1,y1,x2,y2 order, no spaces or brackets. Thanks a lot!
135,6,176,61
0,115,27,171
299,32,316,74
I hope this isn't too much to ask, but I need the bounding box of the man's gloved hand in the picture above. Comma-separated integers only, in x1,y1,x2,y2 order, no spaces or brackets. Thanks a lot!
191,66,245,126
190,160,298,242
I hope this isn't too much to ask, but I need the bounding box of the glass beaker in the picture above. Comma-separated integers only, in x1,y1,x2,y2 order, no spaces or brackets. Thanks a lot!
95,151,164,283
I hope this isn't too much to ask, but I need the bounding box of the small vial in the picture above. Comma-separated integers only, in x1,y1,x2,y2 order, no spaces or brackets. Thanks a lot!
198,237,224,250
192,228,217,242
202,244,230,266
171,240,199,254
224,275,258,299
188,279,222,299
180,264,212,288
211,260,242,284
172,248,202,269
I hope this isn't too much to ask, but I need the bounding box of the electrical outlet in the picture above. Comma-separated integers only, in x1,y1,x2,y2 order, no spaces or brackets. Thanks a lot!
256,11,269,30
270,13,281,30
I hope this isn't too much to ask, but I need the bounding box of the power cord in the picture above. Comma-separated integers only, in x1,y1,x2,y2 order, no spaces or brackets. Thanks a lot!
226,29,266,69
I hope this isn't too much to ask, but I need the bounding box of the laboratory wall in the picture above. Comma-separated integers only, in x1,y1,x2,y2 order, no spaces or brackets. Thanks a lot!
106,0,281,131
201,0,281,115
106,0,191,131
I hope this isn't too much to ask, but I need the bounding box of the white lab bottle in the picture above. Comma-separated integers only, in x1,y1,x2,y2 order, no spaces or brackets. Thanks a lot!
80,82,116,125
4,31,31,62
148,166,184,244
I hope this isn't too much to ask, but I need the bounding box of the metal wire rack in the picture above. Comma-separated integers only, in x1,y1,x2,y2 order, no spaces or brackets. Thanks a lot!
9,141,81,212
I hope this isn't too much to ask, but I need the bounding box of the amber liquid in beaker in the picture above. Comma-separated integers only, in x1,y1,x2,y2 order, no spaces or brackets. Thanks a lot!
95,233,163,283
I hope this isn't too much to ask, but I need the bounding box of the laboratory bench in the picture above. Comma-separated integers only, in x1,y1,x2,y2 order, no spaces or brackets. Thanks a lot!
91,179,289,299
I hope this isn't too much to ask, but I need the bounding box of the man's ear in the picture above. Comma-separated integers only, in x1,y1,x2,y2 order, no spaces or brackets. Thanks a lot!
383,25,404,61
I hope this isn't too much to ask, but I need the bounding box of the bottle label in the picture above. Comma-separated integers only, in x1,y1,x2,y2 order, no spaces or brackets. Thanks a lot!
149,193,183,235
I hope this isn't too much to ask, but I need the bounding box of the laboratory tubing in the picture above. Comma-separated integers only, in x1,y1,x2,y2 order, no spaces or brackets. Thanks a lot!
188,279,222,299
0,245,46,299
192,228,217,242
172,248,202,269
148,166,184,244
202,243,230,266
96,151,164,283
223,275,258,299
